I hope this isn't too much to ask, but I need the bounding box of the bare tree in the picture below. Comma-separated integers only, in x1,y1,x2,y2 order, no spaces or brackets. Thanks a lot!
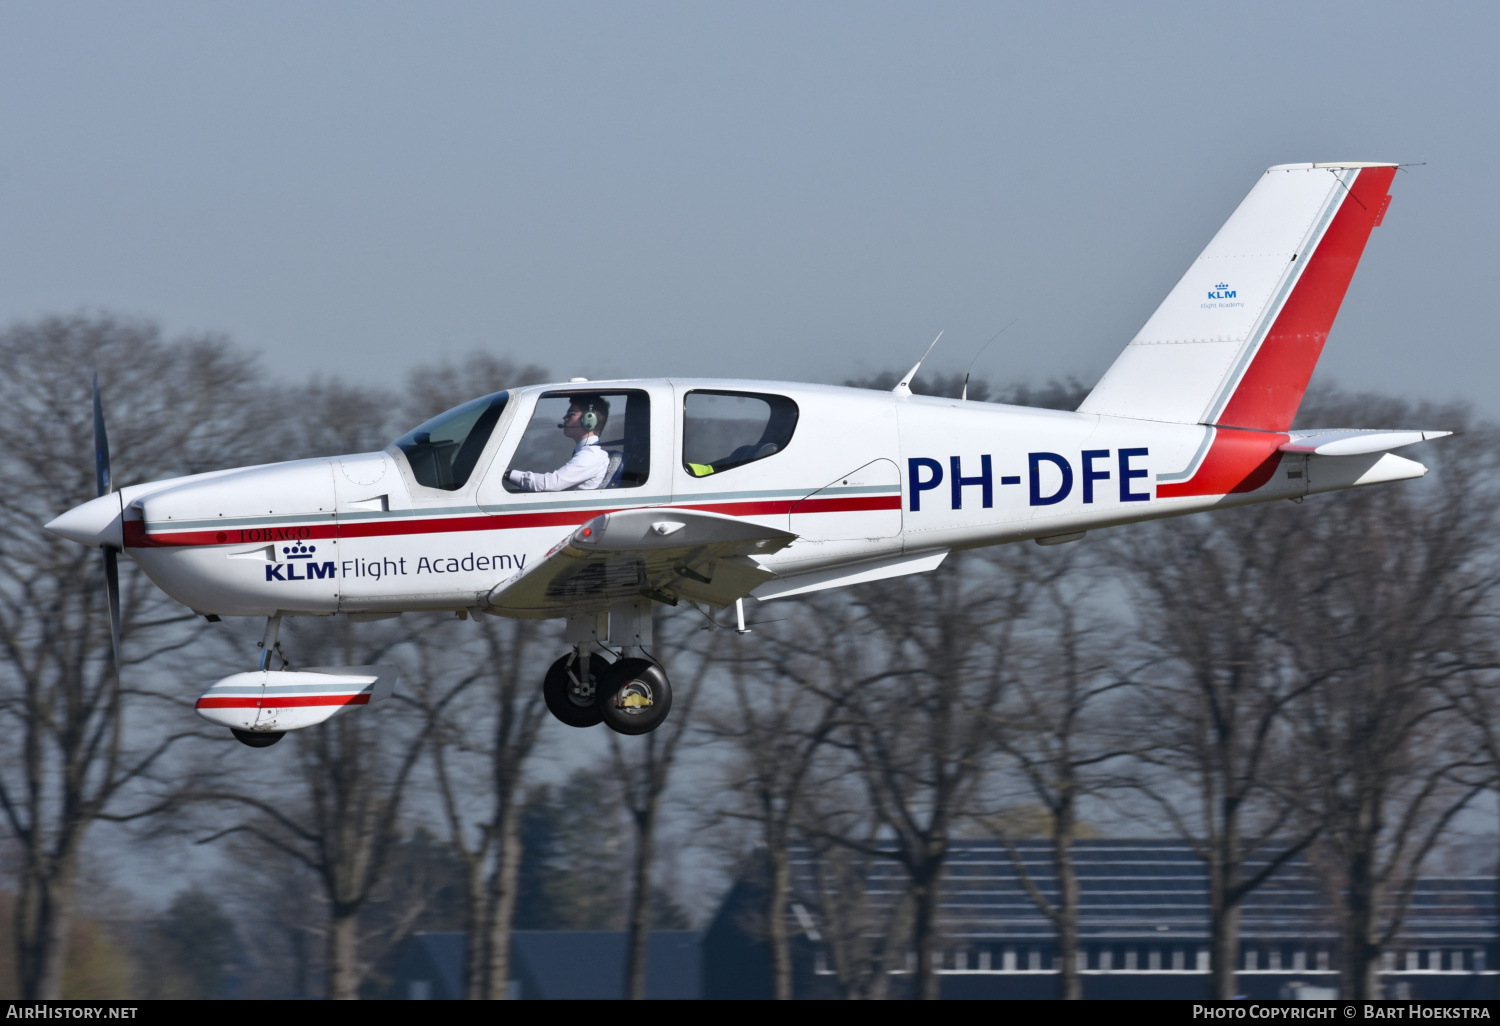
397,353,550,431
610,606,714,1000
799,808,912,1000
0,315,290,998
377,352,555,1000
1112,506,1325,1001
425,614,553,999
826,549,1039,1000
698,598,857,999
1277,399,1498,999
195,618,454,998
990,566,1136,999
1438,671,1500,1001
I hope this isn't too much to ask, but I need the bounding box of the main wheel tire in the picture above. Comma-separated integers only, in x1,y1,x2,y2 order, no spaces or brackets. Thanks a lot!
543,652,611,728
597,658,672,735
231,728,284,748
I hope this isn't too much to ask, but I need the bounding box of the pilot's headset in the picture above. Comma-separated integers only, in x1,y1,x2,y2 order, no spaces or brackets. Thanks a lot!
562,395,607,433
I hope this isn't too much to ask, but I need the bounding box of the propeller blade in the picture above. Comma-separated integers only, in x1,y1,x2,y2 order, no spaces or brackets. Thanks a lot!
92,373,111,498
103,546,121,678
93,374,121,677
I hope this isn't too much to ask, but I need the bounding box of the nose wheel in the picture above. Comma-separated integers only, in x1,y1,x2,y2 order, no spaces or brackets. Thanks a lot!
231,728,285,748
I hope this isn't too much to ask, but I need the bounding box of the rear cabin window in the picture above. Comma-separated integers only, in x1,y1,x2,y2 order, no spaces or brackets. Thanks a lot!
394,391,509,491
682,391,798,477
503,390,651,492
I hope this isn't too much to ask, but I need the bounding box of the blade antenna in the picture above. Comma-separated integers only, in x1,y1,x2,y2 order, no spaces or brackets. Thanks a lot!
961,317,1018,401
893,331,943,396
93,374,121,679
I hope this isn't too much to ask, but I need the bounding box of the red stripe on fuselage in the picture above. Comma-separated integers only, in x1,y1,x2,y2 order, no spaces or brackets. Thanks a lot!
127,494,903,549
1155,428,1288,499
1216,166,1397,433
196,693,372,709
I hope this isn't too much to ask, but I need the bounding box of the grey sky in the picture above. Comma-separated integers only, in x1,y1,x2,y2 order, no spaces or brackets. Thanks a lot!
1,2,1495,418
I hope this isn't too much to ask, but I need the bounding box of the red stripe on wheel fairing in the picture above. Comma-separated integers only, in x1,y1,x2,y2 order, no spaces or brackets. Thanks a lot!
1215,166,1397,433
127,495,904,549
196,694,372,709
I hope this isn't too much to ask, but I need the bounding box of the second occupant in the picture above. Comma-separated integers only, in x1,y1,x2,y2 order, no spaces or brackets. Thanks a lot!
508,395,612,492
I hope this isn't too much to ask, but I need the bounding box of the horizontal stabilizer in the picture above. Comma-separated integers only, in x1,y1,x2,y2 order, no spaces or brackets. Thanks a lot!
1306,451,1428,493
1280,429,1451,456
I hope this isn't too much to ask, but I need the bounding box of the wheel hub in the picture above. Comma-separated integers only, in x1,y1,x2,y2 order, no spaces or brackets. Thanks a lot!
613,684,654,712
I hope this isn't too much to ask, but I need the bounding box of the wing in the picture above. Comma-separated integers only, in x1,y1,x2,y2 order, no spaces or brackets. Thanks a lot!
483,507,796,617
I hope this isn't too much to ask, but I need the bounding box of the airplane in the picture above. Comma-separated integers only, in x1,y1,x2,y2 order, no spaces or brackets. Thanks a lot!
46,161,1449,747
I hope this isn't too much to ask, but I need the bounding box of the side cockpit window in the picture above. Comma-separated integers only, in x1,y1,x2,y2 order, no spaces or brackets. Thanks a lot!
395,391,508,491
503,390,651,492
682,391,798,477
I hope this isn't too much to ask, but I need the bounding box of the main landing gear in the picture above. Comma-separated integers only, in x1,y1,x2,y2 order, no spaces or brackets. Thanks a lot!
544,600,673,735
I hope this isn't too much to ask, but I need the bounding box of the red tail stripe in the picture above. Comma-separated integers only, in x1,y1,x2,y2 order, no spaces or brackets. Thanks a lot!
1217,166,1397,433
1156,428,1288,499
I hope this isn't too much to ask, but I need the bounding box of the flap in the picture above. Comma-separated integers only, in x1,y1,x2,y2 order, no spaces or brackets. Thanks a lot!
1279,429,1451,456
484,507,795,617
754,549,949,601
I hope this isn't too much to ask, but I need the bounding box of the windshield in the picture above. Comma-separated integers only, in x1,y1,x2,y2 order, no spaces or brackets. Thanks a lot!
394,391,509,490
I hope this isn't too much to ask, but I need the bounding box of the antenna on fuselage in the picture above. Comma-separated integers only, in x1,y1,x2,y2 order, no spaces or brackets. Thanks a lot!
892,331,943,396
961,317,1019,401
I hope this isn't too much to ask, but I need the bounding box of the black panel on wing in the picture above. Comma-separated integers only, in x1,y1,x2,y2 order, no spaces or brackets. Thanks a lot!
544,559,648,602
485,508,796,618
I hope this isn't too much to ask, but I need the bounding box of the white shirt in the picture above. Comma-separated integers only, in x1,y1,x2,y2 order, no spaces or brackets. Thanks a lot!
508,437,611,492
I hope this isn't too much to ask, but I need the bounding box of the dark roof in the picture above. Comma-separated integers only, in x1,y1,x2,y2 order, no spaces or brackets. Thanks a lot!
512,931,700,999
390,931,702,999
410,932,466,999
790,839,1497,944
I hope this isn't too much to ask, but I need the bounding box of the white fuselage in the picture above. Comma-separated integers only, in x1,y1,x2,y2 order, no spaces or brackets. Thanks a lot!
88,378,1423,620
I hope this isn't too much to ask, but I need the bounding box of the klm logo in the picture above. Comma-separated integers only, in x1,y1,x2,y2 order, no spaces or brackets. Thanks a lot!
266,543,334,581
1207,281,1236,300
266,561,335,581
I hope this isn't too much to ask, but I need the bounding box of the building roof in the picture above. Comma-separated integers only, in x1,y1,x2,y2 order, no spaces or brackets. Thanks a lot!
790,840,1497,944
390,930,702,999
512,931,700,999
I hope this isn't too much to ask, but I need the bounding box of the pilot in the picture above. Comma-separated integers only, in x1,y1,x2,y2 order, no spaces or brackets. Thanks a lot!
508,395,613,491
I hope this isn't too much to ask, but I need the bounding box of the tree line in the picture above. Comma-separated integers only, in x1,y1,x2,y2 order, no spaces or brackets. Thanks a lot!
0,315,1495,1000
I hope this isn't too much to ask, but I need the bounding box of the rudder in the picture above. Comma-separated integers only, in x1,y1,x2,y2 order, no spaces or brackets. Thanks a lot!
1079,162,1397,432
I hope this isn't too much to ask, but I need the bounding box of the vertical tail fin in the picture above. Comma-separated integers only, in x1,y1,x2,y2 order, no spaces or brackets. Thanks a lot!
1079,162,1398,431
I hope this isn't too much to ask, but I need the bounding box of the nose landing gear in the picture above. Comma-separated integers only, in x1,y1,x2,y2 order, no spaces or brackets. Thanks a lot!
230,614,290,747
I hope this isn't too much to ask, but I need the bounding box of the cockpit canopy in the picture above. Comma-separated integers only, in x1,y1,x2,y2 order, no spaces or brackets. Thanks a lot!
394,391,508,491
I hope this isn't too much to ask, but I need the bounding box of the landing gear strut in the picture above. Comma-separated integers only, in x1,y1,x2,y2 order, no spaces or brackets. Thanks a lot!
544,600,673,735
231,615,288,748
